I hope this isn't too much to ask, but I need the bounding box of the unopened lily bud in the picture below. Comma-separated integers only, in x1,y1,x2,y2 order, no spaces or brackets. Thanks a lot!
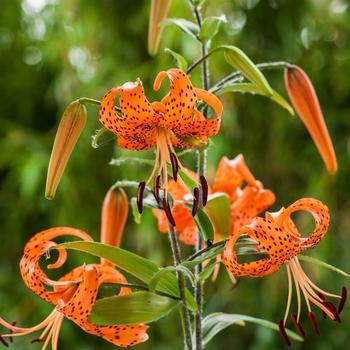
45,101,87,199
148,0,172,56
284,65,337,173
101,188,128,249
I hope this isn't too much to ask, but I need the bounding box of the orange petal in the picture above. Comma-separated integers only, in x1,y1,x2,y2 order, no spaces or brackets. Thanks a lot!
148,0,172,56
99,82,158,150
154,68,198,130
284,65,337,173
212,155,257,198
59,265,149,348
19,227,93,304
100,188,128,248
45,101,87,199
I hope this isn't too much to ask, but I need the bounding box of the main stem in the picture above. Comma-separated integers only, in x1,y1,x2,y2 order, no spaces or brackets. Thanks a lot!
168,224,193,350
190,1,209,349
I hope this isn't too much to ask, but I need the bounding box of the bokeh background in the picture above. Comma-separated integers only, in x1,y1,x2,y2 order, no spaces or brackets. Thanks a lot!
1,0,350,349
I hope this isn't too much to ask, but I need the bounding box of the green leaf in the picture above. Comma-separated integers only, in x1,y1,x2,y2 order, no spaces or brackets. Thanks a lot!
149,266,195,292
163,18,199,41
183,243,225,268
205,193,231,236
164,48,188,71
60,241,197,311
223,45,273,96
298,255,350,277
199,15,226,43
202,313,304,346
179,169,198,191
198,260,219,281
90,292,178,325
193,207,215,243
217,83,294,115
131,197,141,224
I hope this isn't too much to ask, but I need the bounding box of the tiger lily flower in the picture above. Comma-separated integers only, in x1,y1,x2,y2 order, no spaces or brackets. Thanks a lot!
285,65,337,173
99,68,223,218
223,198,347,344
153,154,275,246
0,189,149,349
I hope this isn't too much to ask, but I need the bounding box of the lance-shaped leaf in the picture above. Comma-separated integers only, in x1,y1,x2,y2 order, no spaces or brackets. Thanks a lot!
163,18,200,41
217,83,294,115
45,101,87,199
164,48,188,71
284,65,337,173
205,193,231,236
199,15,226,43
148,0,172,55
223,45,273,96
60,241,197,311
202,313,303,346
90,292,178,325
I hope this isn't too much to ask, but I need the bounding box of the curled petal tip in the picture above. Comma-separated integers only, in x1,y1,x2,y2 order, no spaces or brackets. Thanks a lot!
45,101,87,199
284,65,337,174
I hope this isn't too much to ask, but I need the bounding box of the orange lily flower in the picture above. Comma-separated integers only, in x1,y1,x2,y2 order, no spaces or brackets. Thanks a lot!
153,154,275,246
99,68,223,217
285,65,337,173
223,198,347,344
0,189,149,349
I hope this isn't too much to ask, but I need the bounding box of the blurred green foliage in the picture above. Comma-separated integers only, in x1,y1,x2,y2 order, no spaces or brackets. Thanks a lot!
0,0,350,349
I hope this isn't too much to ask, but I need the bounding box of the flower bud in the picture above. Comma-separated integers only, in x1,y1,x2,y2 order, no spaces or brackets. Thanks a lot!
284,65,337,173
148,0,172,56
45,101,87,199
101,188,128,249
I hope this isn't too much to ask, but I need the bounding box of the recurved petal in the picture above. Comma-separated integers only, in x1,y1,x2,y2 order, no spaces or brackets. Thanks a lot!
45,101,87,199
284,65,337,173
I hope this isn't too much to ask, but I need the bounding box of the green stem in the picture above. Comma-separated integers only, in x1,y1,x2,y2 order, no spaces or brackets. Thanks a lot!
186,239,227,262
78,97,122,113
168,224,193,350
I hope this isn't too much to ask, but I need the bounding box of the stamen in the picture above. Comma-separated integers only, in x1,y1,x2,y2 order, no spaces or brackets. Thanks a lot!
308,311,320,335
192,187,199,217
199,175,208,206
291,314,305,337
162,198,176,226
0,335,8,347
278,320,291,346
318,292,327,319
338,286,347,315
323,301,341,322
170,152,178,182
153,175,161,203
137,182,146,214
31,337,45,343
9,321,16,343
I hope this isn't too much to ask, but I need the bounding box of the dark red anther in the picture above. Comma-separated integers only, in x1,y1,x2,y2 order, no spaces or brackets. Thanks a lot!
308,311,320,335
199,175,208,206
318,292,327,319
153,175,161,203
338,286,347,315
323,301,341,322
206,239,213,246
192,187,199,217
9,321,16,343
0,335,8,347
31,337,44,343
278,320,291,346
162,198,176,227
291,314,305,337
170,152,179,182
137,181,146,214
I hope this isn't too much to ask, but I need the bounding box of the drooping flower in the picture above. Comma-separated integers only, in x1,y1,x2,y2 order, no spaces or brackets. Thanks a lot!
99,68,223,217
153,154,275,246
0,189,149,349
222,198,347,344
284,65,337,173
